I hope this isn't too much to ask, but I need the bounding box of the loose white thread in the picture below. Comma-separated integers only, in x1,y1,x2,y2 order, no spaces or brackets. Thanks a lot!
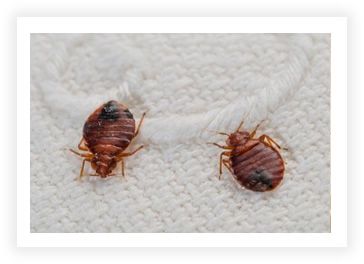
35,34,312,144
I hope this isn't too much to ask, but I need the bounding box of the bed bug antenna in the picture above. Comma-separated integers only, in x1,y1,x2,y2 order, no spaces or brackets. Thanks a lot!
235,120,244,132
236,106,255,132
206,129,230,136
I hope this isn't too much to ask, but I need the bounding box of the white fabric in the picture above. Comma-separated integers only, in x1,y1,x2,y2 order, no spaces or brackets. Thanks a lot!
30,34,330,232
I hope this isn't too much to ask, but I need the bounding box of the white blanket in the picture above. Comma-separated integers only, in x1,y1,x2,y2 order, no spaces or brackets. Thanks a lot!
30,33,330,232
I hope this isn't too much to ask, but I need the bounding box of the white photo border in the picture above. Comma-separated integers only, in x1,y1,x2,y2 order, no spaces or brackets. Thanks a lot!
17,17,347,247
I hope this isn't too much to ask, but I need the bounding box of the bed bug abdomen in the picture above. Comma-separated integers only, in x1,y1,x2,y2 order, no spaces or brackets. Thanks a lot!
83,100,136,155
70,100,145,179
230,140,284,192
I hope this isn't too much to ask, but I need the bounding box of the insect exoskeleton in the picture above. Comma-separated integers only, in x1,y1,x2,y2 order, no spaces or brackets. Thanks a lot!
209,120,285,192
70,100,146,180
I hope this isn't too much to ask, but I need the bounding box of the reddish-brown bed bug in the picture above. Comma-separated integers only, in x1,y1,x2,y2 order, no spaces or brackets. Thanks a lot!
210,120,285,192
70,100,146,180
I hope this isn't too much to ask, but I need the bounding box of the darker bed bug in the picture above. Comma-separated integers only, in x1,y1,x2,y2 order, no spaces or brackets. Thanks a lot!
210,120,285,192
70,100,146,180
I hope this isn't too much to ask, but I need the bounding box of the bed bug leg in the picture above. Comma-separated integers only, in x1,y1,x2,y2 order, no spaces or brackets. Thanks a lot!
75,159,91,181
117,145,144,159
69,148,93,158
78,159,87,181
134,112,146,138
208,142,234,149
120,158,125,177
70,149,93,181
219,151,231,179
259,134,282,150
105,172,124,180
222,159,234,174
77,138,89,151
124,145,144,157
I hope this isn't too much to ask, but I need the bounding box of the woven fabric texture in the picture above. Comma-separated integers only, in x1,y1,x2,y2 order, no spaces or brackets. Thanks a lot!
30,34,330,232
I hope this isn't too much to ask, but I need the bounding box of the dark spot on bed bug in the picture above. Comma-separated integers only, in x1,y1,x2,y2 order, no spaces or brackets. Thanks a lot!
209,120,285,192
99,100,120,120
124,109,134,119
69,100,146,180
245,169,273,191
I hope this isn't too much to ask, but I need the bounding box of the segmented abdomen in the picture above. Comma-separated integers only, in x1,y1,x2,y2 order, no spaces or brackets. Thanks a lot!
83,100,136,156
231,141,284,192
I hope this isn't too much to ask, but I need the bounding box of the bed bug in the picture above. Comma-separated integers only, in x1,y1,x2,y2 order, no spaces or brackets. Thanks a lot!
209,120,285,192
70,100,146,180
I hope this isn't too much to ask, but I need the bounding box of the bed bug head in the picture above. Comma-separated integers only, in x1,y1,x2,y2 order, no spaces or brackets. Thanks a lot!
90,155,117,178
226,131,250,146
224,119,250,146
